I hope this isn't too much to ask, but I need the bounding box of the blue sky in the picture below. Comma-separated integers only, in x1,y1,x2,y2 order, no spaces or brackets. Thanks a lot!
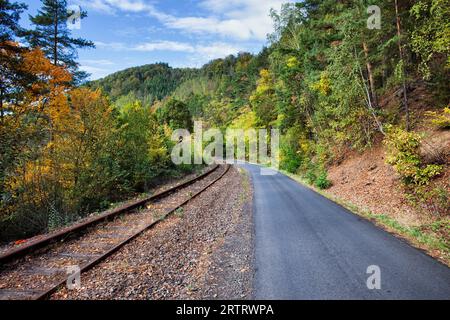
21,0,296,80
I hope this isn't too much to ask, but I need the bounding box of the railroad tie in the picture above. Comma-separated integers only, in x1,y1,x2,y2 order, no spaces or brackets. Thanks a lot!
22,266,66,276
57,252,102,260
0,288,46,300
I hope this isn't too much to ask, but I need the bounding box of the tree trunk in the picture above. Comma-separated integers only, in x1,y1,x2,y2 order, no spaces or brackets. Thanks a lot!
395,0,410,131
362,41,378,108
53,3,58,66
0,87,4,124
355,47,385,135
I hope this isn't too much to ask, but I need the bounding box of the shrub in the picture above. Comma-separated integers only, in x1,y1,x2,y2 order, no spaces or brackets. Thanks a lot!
280,126,304,173
384,126,443,186
304,166,317,185
302,161,332,189
315,171,332,190
281,147,302,173
425,107,450,130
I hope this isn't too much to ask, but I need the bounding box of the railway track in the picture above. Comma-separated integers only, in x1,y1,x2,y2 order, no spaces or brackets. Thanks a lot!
0,164,230,300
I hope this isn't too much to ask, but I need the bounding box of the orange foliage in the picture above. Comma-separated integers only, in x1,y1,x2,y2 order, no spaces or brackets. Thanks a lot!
20,48,72,123
21,47,72,91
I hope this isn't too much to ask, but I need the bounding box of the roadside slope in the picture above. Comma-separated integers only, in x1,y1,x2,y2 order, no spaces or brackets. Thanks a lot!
326,131,449,262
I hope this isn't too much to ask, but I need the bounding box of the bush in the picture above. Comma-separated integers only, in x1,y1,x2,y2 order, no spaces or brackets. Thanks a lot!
281,149,302,173
315,171,332,190
302,162,332,189
425,107,450,130
280,126,306,173
384,126,443,186
304,166,317,185
384,126,448,216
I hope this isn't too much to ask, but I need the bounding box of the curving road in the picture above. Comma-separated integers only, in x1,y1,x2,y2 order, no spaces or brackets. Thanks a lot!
240,163,450,300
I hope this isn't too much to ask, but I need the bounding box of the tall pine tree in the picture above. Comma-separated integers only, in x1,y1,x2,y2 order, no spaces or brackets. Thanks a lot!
0,0,27,42
1,0,28,122
26,0,94,83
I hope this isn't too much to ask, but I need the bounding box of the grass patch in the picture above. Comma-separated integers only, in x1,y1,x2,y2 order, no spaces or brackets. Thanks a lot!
174,207,184,218
153,212,166,221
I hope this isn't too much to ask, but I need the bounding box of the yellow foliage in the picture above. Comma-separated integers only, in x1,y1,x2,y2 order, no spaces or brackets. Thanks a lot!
299,138,310,155
287,56,299,69
310,72,331,95
250,69,274,103
425,106,450,129
12,47,73,128
259,69,270,79
230,108,258,129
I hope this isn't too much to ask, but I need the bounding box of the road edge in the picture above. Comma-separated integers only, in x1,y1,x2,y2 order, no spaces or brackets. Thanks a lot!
278,169,450,267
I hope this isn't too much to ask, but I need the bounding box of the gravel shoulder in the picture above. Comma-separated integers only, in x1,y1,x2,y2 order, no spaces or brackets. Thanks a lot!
51,165,254,300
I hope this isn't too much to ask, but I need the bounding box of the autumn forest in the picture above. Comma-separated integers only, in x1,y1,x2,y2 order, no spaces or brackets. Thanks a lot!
0,0,449,247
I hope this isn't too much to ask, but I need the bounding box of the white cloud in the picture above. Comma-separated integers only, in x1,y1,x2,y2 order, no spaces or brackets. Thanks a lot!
104,0,148,12
190,0,289,40
134,41,194,52
135,41,242,66
79,65,112,79
76,0,294,41
80,59,115,66
90,40,242,70
162,0,291,41
94,41,128,50
75,0,148,14
162,17,254,41
74,0,115,14
94,40,240,56
195,42,241,60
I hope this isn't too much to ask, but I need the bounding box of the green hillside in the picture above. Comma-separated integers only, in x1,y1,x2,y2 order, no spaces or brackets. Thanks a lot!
87,63,199,104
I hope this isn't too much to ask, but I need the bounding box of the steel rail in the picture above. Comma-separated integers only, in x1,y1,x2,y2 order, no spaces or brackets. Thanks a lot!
0,164,220,264
34,164,231,300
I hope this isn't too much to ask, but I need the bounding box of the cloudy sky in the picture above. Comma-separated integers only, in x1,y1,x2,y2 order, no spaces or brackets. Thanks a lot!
21,0,297,80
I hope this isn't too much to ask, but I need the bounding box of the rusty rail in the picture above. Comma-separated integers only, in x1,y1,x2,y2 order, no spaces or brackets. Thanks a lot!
35,164,231,300
0,165,220,264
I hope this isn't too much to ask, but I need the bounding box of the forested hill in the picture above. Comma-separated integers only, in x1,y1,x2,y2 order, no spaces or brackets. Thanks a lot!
2,0,448,244
87,63,199,104
87,0,449,225
89,50,270,123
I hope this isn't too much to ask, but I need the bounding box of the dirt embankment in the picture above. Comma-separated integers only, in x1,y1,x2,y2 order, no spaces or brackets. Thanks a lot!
328,79,449,228
327,129,449,227
329,145,418,227
326,128,449,262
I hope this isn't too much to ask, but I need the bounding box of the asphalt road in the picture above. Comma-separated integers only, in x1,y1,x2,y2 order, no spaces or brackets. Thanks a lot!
240,163,450,300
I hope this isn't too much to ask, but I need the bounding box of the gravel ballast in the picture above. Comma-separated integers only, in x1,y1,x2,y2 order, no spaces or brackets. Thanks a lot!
0,165,225,300
52,165,253,300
